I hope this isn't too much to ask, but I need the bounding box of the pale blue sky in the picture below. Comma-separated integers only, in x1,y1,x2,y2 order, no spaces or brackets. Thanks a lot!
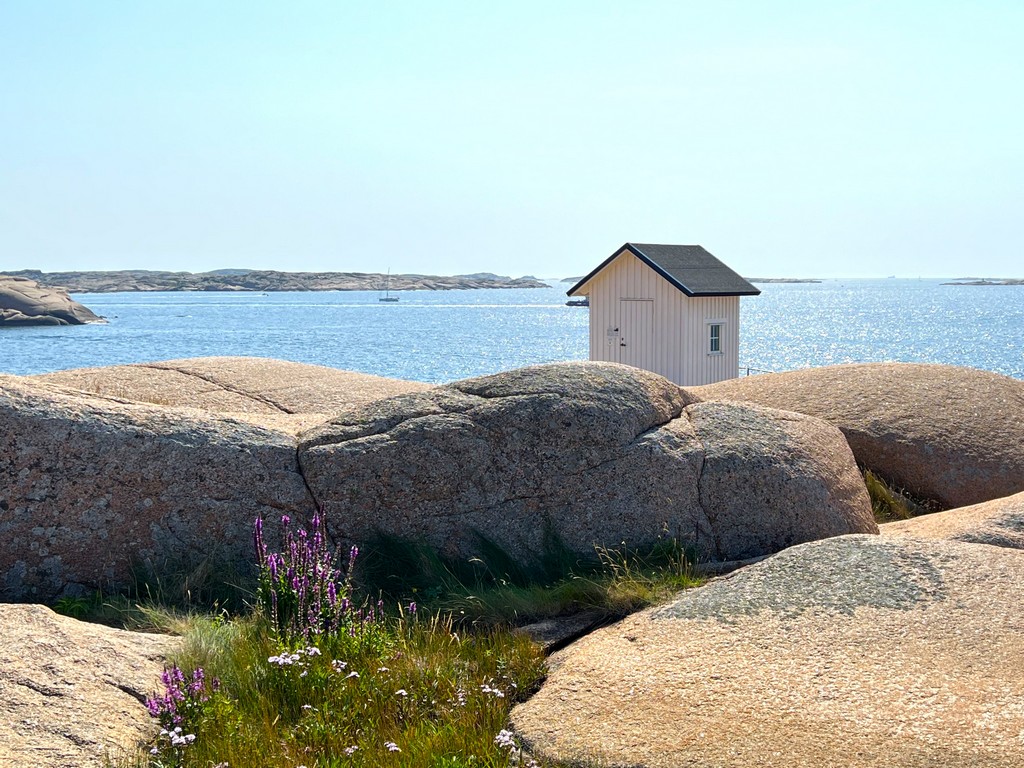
1,1,1021,278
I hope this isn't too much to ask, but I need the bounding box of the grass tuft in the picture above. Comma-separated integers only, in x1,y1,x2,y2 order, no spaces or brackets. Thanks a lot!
863,469,940,523
358,528,704,626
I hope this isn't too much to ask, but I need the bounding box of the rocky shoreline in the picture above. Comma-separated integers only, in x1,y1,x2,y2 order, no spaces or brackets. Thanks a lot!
5,269,548,293
0,274,105,326
2,358,1024,767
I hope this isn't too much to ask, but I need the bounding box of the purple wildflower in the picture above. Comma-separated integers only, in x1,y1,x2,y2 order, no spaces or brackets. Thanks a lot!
145,664,218,736
255,509,379,643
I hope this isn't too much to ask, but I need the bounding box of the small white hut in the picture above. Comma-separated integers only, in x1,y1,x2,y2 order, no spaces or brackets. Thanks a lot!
567,243,760,386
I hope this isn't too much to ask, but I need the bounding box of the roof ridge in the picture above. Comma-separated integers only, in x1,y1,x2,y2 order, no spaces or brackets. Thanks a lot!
567,243,760,298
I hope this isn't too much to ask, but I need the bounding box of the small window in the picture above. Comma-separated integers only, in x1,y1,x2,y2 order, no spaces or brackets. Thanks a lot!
708,322,723,355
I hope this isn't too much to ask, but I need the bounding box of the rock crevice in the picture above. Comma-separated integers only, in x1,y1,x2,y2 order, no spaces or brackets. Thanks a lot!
139,362,294,413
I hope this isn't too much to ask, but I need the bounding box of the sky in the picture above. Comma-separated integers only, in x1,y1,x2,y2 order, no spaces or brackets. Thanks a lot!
1,1,1022,279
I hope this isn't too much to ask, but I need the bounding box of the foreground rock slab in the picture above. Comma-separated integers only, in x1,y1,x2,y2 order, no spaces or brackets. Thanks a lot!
693,363,1024,509
882,490,1024,549
0,274,104,326
0,374,315,600
300,362,875,565
36,356,431,433
512,535,1024,768
0,604,176,768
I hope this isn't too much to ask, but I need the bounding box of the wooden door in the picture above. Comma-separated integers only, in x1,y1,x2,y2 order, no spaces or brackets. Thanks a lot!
618,299,654,370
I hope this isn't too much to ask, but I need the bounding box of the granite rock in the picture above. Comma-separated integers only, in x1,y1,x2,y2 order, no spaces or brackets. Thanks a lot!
882,490,1024,550
511,535,1024,768
35,356,432,434
0,374,315,600
0,274,104,326
693,363,1024,509
688,400,876,560
299,362,875,565
0,604,177,768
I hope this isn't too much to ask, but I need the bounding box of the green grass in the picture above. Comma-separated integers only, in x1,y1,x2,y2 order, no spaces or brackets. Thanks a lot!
74,473,960,766
52,591,205,634
862,469,940,523
67,529,705,768
116,612,547,767
357,530,704,626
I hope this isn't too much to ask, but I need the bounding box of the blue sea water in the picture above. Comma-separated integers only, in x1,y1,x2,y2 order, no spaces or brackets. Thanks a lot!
1,280,1021,381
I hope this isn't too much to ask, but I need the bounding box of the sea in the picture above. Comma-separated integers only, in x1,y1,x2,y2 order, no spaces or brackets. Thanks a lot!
1,279,1021,382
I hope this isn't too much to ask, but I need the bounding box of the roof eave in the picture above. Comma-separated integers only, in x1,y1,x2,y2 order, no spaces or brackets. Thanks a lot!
689,289,762,297
565,244,630,296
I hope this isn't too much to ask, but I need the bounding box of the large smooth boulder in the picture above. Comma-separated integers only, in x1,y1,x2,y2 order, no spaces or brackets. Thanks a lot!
687,400,875,560
35,357,432,434
0,604,175,768
512,535,1024,768
693,363,1024,509
0,274,104,326
882,490,1024,549
299,362,875,565
0,374,315,600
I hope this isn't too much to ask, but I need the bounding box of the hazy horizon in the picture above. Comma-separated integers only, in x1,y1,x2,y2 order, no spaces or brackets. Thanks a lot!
8,268,1015,286
2,2,1021,280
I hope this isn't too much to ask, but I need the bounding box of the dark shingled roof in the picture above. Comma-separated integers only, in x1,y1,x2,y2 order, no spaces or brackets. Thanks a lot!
567,243,761,298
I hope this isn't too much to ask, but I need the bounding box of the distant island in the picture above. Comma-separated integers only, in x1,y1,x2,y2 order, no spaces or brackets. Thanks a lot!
744,277,822,284
561,276,822,284
942,279,1024,286
6,269,548,293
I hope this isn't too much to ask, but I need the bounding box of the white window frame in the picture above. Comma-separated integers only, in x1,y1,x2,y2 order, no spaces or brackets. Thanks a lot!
706,319,725,355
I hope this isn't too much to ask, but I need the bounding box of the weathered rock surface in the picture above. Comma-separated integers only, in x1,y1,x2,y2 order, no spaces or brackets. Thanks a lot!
687,400,875,559
512,535,1024,768
693,363,1024,509
0,274,104,326
0,373,315,600
882,490,1024,549
7,268,548,293
2,357,876,600
299,362,875,565
0,604,176,768
35,356,431,434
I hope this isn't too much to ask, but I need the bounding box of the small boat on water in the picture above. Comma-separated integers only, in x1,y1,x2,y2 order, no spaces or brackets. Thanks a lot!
565,297,589,307
379,269,399,302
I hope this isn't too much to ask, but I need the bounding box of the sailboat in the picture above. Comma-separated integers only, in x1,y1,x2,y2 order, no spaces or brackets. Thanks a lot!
378,268,399,302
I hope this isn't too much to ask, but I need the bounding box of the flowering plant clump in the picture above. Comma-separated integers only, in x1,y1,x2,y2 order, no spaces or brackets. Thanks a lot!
134,510,550,767
144,665,220,762
255,511,395,656
146,665,220,729
254,511,355,642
